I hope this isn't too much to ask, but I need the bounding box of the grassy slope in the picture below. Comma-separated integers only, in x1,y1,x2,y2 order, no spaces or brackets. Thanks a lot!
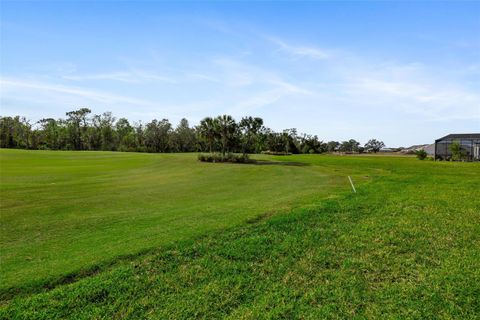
1,152,479,318
1,150,360,295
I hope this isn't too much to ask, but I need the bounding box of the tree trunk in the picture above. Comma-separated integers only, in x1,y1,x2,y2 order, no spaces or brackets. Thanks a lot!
222,137,226,159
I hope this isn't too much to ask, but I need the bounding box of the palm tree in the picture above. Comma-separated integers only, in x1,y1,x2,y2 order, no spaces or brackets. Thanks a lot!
215,115,237,159
199,117,217,153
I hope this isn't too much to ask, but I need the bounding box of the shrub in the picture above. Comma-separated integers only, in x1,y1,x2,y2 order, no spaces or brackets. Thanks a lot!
198,153,219,162
198,153,250,163
450,141,467,161
416,149,427,160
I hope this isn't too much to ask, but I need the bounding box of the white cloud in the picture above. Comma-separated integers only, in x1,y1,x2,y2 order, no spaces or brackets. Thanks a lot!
340,63,480,121
185,73,221,83
212,57,312,93
268,37,330,60
0,77,155,106
204,56,313,116
63,70,176,84
0,76,223,124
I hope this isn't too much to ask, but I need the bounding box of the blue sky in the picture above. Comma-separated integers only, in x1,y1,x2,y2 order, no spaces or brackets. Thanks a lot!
1,1,479,147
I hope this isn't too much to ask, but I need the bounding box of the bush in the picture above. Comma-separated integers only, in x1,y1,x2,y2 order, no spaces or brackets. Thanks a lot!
416,149,427,160
229,153,249,163
118,146,138,152
198,153,250,163
450,141,467,161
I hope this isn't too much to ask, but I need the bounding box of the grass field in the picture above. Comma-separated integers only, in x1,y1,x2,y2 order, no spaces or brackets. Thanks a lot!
1,150,479,318
0,150,360,294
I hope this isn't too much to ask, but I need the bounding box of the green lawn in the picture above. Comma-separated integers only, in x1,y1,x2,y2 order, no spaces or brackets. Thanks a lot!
1,150,479,319
0,149,361,295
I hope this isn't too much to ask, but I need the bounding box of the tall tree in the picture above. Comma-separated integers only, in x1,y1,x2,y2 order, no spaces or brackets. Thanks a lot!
281,129,300,154
199,117,218,153
99,112,116,151
172,118,196,152
239,116,263,157
339,139,360,153
87,114,103,150
0,117,15,148
65,108,91,150
215,115,237,158
38,118,59,150
326,141,339,152
0,116,31,148
300,134,325,154
144,119,172,152
116,118,135,151
364,139,385,153
133,121,146,152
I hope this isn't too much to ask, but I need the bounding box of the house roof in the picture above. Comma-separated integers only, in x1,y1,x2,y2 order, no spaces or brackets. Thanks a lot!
435,133,480,142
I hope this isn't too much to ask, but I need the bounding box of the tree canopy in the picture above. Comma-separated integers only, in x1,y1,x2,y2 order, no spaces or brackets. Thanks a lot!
364,139,385,153
0,109,382,156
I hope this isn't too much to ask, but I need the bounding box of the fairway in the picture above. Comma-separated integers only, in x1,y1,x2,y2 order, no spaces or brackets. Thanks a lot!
1,150,479,318
2,0,479,317
0,149,359,294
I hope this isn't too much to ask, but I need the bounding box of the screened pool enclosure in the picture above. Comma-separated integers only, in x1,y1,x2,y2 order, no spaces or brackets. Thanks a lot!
434,133,480,161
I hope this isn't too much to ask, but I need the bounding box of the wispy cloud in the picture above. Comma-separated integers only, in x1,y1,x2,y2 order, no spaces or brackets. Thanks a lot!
0,76,225,123
226,89,286,115
63,70,176,84
339,63,480,121
185,73,221,83
268,36,330,60
212,57,312,93
207,56,313,115
0,77,155,106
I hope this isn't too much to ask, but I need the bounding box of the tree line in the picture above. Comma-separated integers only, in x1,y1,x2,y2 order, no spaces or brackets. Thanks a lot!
0,108,385,154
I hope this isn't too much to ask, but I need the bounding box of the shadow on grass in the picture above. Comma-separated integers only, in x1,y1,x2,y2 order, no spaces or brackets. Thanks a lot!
0,244,177,302
248,159,310,167
198,159,310,167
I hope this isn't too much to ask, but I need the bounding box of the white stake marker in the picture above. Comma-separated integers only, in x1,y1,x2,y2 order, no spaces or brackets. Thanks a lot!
348,176,356,193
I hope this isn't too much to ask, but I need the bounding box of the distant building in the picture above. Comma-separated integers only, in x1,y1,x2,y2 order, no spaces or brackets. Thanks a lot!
400,144,428,154
434,133,480,161
423,143,435,156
